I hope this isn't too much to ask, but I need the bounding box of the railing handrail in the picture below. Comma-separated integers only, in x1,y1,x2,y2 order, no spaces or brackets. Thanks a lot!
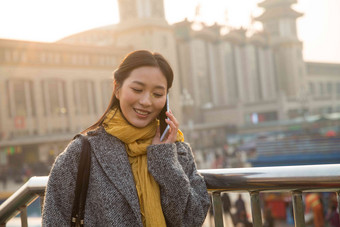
199,163,340,192
1,164,340,226
0,176,48,225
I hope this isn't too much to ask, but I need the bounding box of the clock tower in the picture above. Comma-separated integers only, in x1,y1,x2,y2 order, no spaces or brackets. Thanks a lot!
118,0,166,23
256,0,306,99
115,0,182,123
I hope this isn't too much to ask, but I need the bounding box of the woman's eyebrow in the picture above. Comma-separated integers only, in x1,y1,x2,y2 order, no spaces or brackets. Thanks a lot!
131,81,166,90
154,86,166,90
131,81,145,86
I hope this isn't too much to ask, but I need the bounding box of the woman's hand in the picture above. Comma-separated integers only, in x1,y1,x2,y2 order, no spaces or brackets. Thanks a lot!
152,110,179,144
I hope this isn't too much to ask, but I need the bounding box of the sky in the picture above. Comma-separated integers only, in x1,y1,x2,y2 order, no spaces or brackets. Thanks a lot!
0,0,339,63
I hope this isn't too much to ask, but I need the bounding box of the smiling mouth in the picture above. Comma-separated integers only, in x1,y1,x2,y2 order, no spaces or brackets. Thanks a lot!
134,108,150,116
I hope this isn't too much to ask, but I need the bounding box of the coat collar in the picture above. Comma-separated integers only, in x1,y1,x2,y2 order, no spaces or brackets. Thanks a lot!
87,127,142,224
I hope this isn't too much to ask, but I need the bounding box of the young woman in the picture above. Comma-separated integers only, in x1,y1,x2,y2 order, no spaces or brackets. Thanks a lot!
42,50,210,226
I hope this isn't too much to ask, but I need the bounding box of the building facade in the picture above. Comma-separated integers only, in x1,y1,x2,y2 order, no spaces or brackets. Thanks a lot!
1,0,340,170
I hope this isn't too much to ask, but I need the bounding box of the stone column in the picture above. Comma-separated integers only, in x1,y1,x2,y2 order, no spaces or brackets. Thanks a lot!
24,81,33,134
0,78,7,138
65,78,77,132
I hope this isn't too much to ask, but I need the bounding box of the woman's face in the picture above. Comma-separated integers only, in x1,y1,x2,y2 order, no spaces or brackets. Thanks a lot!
116,66,168,128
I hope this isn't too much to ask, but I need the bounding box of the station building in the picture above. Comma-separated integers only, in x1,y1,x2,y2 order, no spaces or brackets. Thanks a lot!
1,0,340,171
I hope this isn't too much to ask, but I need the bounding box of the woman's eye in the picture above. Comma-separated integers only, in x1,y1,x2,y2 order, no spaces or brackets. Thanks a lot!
153,93,163,98
132,88,142,93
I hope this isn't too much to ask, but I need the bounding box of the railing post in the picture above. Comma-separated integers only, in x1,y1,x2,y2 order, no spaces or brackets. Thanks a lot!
212,192,224,227
292,191,305,227
20,206,28,227
337,191,340,222
250,191,263,227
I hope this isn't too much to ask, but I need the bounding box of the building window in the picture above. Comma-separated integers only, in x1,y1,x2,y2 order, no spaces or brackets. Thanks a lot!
327,82,332,95
55,53,61,64
6,79,35,117
318,106,332,114
162,35,168,48
245,111,278,124
99,55,105,65
10,80,25,116
42,79,68,116
12,51,19,62
336,83,340,98
21,52,27,63
266,21,279,36
71,55,78,65
84,55,89,65
319,82,325,96
5,50,11,62
73,80,96,114
288,109,299,119
287,109,307,119
40,52,46,63
29,82,36,116
101,80,113,110
309,82,315,96
112,57,116,65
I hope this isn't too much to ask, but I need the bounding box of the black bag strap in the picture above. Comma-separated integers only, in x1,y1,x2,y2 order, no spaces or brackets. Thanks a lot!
71,134,91,227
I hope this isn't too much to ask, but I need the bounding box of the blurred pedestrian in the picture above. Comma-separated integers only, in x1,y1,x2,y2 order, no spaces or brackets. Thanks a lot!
235,210,252,227
264,208,274,227
21,164,32,182
222,193,234,226
222,193,231,214
235,194,247,224
0,165,8,190
305,193,325,227
326,204,340,227
326,194,340,227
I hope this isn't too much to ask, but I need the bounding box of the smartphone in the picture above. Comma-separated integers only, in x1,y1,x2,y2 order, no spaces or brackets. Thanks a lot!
159,94,170,142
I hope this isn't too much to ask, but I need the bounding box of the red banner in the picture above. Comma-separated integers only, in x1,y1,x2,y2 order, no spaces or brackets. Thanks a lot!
14,116,26,129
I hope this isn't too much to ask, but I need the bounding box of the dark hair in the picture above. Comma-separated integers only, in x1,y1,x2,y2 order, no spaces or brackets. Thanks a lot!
82,50,174,133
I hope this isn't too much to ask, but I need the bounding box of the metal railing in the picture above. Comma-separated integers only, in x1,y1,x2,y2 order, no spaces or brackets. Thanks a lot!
0,176,47,227
1,164,340,227
200,164,340,227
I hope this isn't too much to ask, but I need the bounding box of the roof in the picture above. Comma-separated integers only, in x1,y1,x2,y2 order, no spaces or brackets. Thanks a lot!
255,7,303,21
258,0,297,8
306,62,340,76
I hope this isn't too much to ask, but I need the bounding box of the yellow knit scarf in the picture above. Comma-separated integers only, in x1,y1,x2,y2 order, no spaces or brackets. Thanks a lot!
103,108,184,227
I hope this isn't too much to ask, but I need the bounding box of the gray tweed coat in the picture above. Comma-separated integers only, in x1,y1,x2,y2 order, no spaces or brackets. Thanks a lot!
42,127,210,226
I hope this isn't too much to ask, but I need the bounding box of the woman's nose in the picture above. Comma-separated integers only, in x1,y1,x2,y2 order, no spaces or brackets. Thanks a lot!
139,93,152,106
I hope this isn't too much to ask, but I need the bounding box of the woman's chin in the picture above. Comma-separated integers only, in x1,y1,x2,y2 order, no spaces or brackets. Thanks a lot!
130,119,152,128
